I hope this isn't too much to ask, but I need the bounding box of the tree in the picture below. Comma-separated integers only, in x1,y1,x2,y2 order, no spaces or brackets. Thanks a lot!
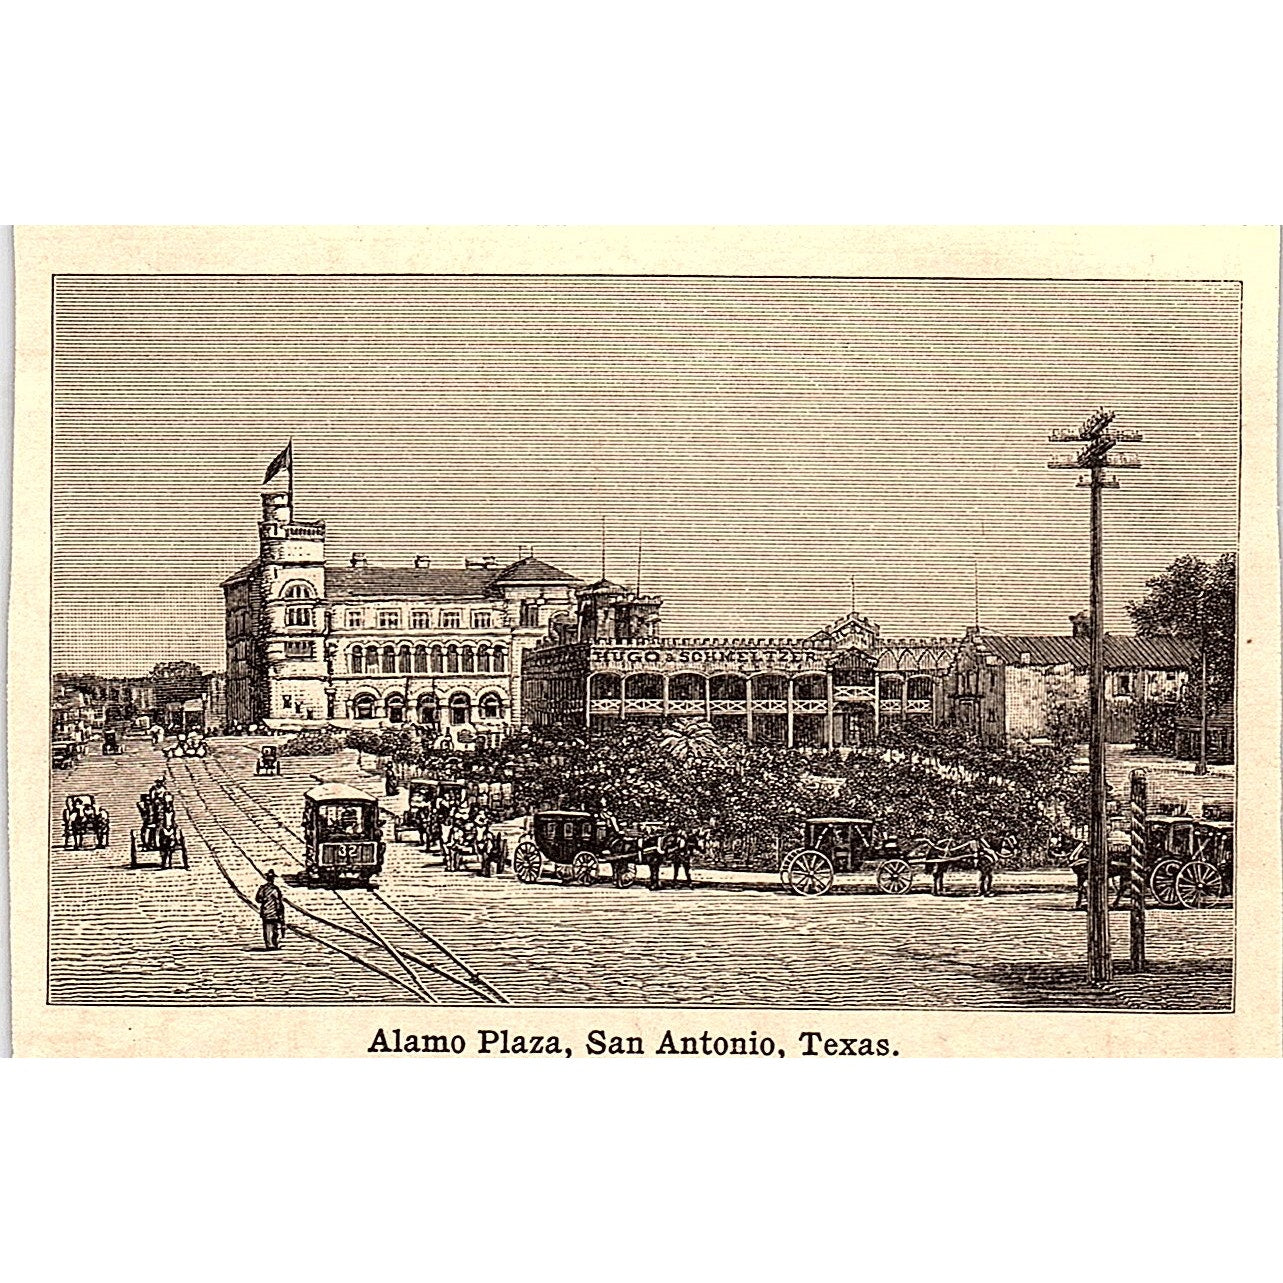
657,718,721,762
1127,553,1236,710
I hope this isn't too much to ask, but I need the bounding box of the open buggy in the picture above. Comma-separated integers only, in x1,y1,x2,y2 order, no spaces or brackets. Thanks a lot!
62,794,110,849
101,728,124,756
255,744,281,776
513,810,674,889
303,784,385,887
131,787,188,869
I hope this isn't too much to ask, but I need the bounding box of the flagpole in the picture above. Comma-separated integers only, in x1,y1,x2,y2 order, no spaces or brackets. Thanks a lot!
288,438,294,516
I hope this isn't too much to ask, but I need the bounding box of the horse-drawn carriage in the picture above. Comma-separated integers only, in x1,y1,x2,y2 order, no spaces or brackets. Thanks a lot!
302,784,385,887
391,778,469,844
131,787,188,869
1145,805,1234,909
62,794,110,849
52,739,81,770
779,817,1009,897
513,810,672,889
101,728,124,756
255,744,281,776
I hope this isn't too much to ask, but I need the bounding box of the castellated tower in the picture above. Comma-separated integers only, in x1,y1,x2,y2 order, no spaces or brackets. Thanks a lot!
256,484,329,721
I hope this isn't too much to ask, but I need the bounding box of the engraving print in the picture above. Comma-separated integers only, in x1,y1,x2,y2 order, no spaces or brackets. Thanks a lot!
45,271,1240,1015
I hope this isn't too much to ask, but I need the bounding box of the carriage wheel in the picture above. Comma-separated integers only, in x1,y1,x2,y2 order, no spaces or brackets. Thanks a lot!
513,842,541,884
1148,858,1182,907
876,858,914,895
573,850,597,886
786,849,834,897
99,817,110,849
614,861,636,889
130,831,138,869
1175,860,1222,909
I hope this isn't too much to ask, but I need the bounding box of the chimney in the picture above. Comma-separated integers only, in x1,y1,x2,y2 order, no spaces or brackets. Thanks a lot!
350,552,368,570
414,555,431,569
465,556,500,570
1070,610,1092,640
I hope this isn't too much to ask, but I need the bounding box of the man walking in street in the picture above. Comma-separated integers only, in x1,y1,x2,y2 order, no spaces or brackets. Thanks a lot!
255,869,286,950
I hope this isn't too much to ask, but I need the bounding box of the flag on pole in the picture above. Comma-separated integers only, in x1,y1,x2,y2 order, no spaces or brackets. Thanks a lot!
263,443,292,485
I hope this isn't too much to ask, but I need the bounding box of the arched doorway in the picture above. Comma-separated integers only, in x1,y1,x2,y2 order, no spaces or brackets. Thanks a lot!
448,693,472,726
352,693,377,720
385,693,407,724
416,694,439,726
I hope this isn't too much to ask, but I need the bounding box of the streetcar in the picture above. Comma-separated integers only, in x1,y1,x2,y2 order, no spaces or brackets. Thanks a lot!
302,784,385,887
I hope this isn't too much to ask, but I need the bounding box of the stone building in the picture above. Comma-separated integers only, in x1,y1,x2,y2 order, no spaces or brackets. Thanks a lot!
953,613,1195,744
522,580,959,748
223,476,580,742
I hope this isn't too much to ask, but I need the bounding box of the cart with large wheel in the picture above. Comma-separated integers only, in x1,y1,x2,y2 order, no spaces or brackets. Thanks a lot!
255,744,281,775
1145,809,1233,909
779,817,911,896
129,789,188,870
512,810,655,889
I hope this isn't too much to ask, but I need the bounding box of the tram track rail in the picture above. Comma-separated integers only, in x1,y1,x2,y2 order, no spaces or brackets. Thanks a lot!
199,754,509,1003
172,758,504,1005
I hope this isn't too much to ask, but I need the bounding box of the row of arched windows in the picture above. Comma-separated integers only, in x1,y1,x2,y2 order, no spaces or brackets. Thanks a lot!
349,690,506,722
588,671,936,702
348,643,507,675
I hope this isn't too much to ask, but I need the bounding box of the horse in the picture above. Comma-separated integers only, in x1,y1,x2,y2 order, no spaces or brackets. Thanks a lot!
911,835,1016,896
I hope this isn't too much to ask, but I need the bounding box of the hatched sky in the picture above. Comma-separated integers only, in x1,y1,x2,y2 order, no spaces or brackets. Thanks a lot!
51,275,1240,673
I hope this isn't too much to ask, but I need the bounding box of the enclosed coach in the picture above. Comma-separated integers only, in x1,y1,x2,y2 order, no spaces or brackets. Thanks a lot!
302,784,385,886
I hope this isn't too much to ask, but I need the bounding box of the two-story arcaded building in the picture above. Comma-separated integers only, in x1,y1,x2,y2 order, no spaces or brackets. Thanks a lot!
522,580,960,748
222,477,581,742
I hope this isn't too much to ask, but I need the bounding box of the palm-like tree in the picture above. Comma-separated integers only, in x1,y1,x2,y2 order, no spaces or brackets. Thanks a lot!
657,718,721,762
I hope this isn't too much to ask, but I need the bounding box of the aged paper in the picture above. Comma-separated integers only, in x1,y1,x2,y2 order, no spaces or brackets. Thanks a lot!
9,225,1280,1057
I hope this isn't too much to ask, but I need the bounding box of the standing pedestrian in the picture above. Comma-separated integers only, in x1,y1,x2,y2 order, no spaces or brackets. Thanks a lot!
256,869,286,950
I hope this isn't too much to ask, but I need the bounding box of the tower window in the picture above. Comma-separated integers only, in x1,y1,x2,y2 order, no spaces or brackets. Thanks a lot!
284,606,313,628
281,581,314,600
520,602,540,628
284,640,315,660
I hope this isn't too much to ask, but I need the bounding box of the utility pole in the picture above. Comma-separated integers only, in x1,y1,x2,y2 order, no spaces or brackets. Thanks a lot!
1195,584,1210,776
1049,409,1142,986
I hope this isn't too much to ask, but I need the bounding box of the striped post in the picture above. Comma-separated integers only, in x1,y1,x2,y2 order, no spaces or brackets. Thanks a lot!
1129,768,1147,973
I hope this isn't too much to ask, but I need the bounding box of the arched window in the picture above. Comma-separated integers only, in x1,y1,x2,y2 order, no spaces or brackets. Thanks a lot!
385,693,406,724
479,692,504,720
416,694,439,725
414,646,428,673
365,645,379,673
284,606,313,628
382,645,396,674
281,581,314,600
477,645,491,673
493,646,507,673
430,646,444,674
447,645,460,674
350,647,364,674
353,693,377,720
449,693,472,725
461,645,475,673
591,672,622,699
907,676,933,702
398,645,412,674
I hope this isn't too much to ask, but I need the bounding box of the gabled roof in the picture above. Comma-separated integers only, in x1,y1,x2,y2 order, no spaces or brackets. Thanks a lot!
580,577,628,594
490,556,582,586
978,634,1197,671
